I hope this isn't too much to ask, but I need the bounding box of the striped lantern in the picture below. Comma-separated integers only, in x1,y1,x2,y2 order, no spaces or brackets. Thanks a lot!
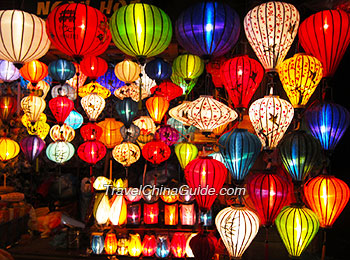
172,54,204,81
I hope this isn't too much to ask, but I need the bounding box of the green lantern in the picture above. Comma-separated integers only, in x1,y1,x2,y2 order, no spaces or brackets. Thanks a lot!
275,204,319,258
172,54,204,81
109,3,172,60
171,74,198,95
46,141,75,164
174,142,198,169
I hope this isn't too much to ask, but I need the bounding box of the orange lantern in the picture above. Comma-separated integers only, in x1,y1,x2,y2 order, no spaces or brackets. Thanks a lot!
97,118,124,148
109,195,127,226
104,233,118,255
160,189,179,203
170,232,187,258
146,96,169,124
20,60,48,86
144,202,159,224
164,204,178,225
114,60,140,84
142,234,157,257
128,233,143,257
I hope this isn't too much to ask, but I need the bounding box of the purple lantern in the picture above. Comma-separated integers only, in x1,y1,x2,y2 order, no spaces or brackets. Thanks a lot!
96,67,125,93
0,60,20,82
155,125,180,146
20,135,46,162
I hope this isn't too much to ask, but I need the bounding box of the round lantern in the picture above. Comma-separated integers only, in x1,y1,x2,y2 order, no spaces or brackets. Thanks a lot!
146,96,169,124
78,82,111,99
0,10,50,64
216,205,260,259
49,96,74,124
170,233,187,258
115,98,138,128
142,140,171,165
97,118,123,148
299,9,350,77
305,102,350,151
64,110,83,130
278,54,324,108
220,55,264,110
137,134,154,150
21,95,46,123
51,84,77,101
0,95,17,122
50,124,75,142
46,3,111,59
48,59,76,83
114,83,148,102
96,67,124,93
109,195,127,226
206,56,227,88
91,233,104,255
174,142,198,170
112,142,141,167
78,140,106,165
304,175,350,228
135,64,156,95
275,205,320,258
66,63,87,89
27,81,50,99
20,60,48,86
167,118,196,142
0,60,20,82
81,93,106,121
80,123,103,141
20,135,45,162
114,60,141,84
104,233,118,255
46,141,75,164
150,81,183,101
172,54,204,81
244,2,300,71
26,121,50,141
184,157,227,211
80,56,108,80
189,232,217,260
133,116,157,135
155,235,171,258
142,234,157,257
0,137,20,162
175,1,240,58
145,58,172,84
120,124,140,143
109,3,172,60
155,125,180,146
218,128,261,182
249,95,294,150
170,74,198,95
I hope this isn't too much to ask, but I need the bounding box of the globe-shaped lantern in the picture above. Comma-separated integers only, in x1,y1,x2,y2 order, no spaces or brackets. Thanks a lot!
175,1,240,58
112,142,141,167
174,142,198,170
142,140,171,165
133,116,157,135
64,110,83,130
80,56,108,81
50,124,75,142
20,60,48,86
0,10,50,64
46,141,75,164
97,118,124,149
66,63,87,89
172,54,204,81
49,96,74,124
0,95,17,123
189,232,217,260
27,81,50,99
145,58,172,84
146,96,169,124
115,98,138,128
46,3,111,59
21,95,46,123
81,93,106,121
120,124,140,143
150,81,183,101
51,84,77,101
78,82,111,99
0,60,20,82
20,135,46,162
96,67,125,93
114,60,141,84
80,123,103,141
170,74,198,95
135,64,156,95
48,59,76,83
0,137,20,162
78,140,106,165
299,9,350,77
109,3,172,60
155,125,180,146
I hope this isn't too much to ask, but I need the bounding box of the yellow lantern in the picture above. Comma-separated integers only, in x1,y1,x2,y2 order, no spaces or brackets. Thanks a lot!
0,137,20,161
133,116,157,135
80,93,105,121
109,195,127,226
78,82,111,99
278,53,324,108
146,96,169,124
97,118,124,149
128,233,143,257
117,237,129,255
27,80,50,99
136,133,154,150
172,54,204,81
49,124,75,142
112,142,141,167
95,194,110,225
174,142,198,170
21,95,46,123
114,83,148,102
114,60,140,83
213,122,229,136
93,176,112,191
22,113,47,127
26,121,50,140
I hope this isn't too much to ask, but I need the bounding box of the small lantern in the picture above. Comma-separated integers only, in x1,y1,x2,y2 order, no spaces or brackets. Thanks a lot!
114,83,148,102
93,176,112,191
127,203,141,225
156,235,171,258
142,235,157,257
96,67,125,93
49,96,74,124
51,84,77,101
175,142,198,170
0,137,20,162
115,98,138,128
145,58,172,84
120,124,140,143
172,54,204,81
27,81,50,99
133,116,157,135
142,140,171,165
78,82,111,99
164,204,178,226
150,81,183,101
144,202,159,224
26,121,50,140
155,125,180,146
146,96,169,124
77,141,106,165
20,60,48,86
91,233,104,255
0,60,20,82
180,203,196,226
21,95,46,123
50,124,75,142
128,233,143,257
171,233,187,258
46,141,75,164
20,135,46,162
104,233,118,255
160,189,179,204
64,110,83,130
114,60,140,83
81,93,106,122
0,95,17,122
112,142,141,167
48,59,76,83
199,209,213,226
178,185,195,203
109,195,127,226
97,118,124,148
66,63,87,89
142,187,159,203
117,237,129,255
80,123,103,141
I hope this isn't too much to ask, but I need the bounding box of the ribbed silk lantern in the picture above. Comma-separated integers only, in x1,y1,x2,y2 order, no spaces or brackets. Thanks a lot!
0,137,20,162
146,96,169,124
142,140,171,165
48,59,76,83
97,118,123,148
172,54,204,81
114,83,148,102
46,141,75,164
114,60,141,84
80,56,108,81
115,98,138,128
0,95,17,122
20,135,45,162
80,123,103,141
78,141,106,165
96,67,125,93
112,142,141,167
66,63,87,89
21,95,46,123
155,125,179,146
0,60,20,82
51,84,76,101
174,142,198,170
170,233,187,258
104,233,118,255
151,81,183,101
133,116,157,135
50,124,75,142
49,96,74,124
81,93,105,121
145,58,172,84
64,110,83,130
189,232,217,260
20,60,48,86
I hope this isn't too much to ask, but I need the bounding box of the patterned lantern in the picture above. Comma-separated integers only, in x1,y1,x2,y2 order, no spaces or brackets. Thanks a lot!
115,98,138,128
170,74,198,95
304,175,350,228
244,1,300,71
64,110,83,130
142,235,157,257
299,10,350,77
156,235,171,258
216,205,260,259
46,141,75,164
145,58,172,84
46,3,111,59
51,84,77,101
50,124,75,142
184,157,227,211
104,233,118,255
91,233,104,255
305,102,350,151
109,195,127,226
0,60,20,82
77,141,106,165
120,124,140,143
26,121,50,141
27,81,50,99
21,95,46,123
49,96,74,124
114,60,140,84
129,233,143,257
218,128,261,182
170,233,187,258
117,237,129,255
81,93,105,121
133,116,157,135
78,82,111,99
167,118,196,142
169,101,193,126
66,63,87,89
135,64,156,95
275,205,320,258
0,137,20,162
144,202,159,224
0,95,17,122
114,83,148,102
180,204,196,226
112,142,140,167
146,96,169,124
278,54,323,108
80,56,108,81
189,232,217,260
150,81,183,101
0,10,50,64
172,54,204,81
48,59,76,83
142,140,171,165
174,142,198,170
97,118,123,148
220,55,264,109
96,67,124,93
206,56,227,88
155,125,179,146
109,3,172,59
20,60,48,86
249,95,294,150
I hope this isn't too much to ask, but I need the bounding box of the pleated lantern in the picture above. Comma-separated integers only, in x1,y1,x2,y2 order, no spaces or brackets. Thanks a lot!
145,58,172,84
169,101,193,126
21,95,46,123
155,235,171,258
20,60,48,86
80,123,103,141
49,96,74,125
104,233,118,255
146,96,169,124
150,81,183,101
189,232,217,260
91,233,104,255
0,60,20,82
97,118,124,148
142,140,171,165
174,142,198,170
0,137,20,162
81,93,106,121
0,95,17,122
172,54,204,81
80,56,108,81
46,141,75,164
20,135,45,162
64,110,83,130
77,141,106,165
112,142,141,167
114,60,141,84
109,195,127,226
48,59,76,83
115,98,138,128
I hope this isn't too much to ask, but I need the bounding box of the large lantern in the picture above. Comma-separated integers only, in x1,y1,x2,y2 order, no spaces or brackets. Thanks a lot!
304,175,350,228
0,95,17,122
21,95,46,123
0,10,50,64
275,205,320,258
112,142,141,167
145,58,172,84
77,141,106,165
184,157,227,211
170,233,187,258
48,59,76,83
0,137,20,162
109,3,172,60
49,96,74,124
174,142,198,170
20,135,45,162
299,9,350,77
146,96,169,124
249,95,294,150
220,55,264,110
64,110,83,130
80,56,108,81
172,54,204,81
81,93,106,121
20,60,48,86
215,205,260,259
46,141,75,164
46,3,111,59
175,1,240,58
189,232,217,260
97,118,123,148
142,140,171,165
244,1,300,71
96,67,125,93
114,60,140,84
151,81,183,101
0,60,20,82
142,235,157,257
115,98,138,128
155,125,179,146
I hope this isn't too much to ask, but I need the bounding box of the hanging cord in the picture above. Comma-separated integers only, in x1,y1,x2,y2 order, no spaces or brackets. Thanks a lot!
265,227,269,260
266,72,278,95
321,229,327,260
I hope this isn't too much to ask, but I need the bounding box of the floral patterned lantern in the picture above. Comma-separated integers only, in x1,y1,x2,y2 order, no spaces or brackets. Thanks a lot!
114,83,148,102
27,81,50,99
78,82,111,99
46,141,75,164
133,116,157,135
51,84,77,101
81,93,105,121
112,142,141,167
169,101,193,126
66,63,87,89
49,124,75,142
120,124,140,143
142,140,171,165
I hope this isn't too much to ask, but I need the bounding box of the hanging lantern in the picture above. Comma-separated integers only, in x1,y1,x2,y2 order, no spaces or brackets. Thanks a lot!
185,234,196,257
206,57,227,88
80,123,103,143
114,83,148,102
109,3,172,60
212,122,229,137
0,137,20,162
142,140,171,165
249,95,294,150
180,204,196,226
120,124,140,143
81,93,106,121
174,142,198,170
178,185,195,203
278,54,324,108
170,74,198,95
144,202,159,224
96,67,124,93
0,60,20,82
170,233,186,258
80,56,108,81
167,118,196,142
216,205,260,259
146,96,169,124
91,233,104,255
304,175,350,228
109,195,127,226
20,135,45,162
48,59,76,83
27,81,50,99
26,121,50,141
136,133,154,149
104,233,118,255
184,157,227,211
164,204,179,225
115,98,138,128
0,10,50,64
299,10,350,77
64,110,83,130
22,112,46,127
150,81,183,101
46,141,75,164
20,60,48,87
135,64,156,95
49,96,74,124
305,102,350,151
208,152,227,167
93,176,112,191
78,82,111,99
128,233,143,257
77,141,106,165
220,55,264,109
172,54,204,81
244,2,300,71
66,63,87,89
114,60,141,84
21,95,46,123
155,235,171,258
0,95,17,122
50,124,75,142
155,125,180,146
97,118,124,148
169,101,193,126
46,3,111,59
145,58,172,84
142,235,157,257
275,205,320,258
112,142,141,167
95,194,110,224
218,128,261,182
133,116,157,135
51,84,77,101
189,232,217,260
127,203,141,225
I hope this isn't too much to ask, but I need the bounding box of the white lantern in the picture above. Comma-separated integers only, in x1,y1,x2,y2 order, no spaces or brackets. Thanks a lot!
135,64,156,95
21,95,46,123
49,124,75,142
0,60,20,82
109,195,127,226
112,142,141,167
133,116,157,135
51,83,77,100
46,141,75,164
169,101,194,126
95,194,110,225
80,93,105,121
27,80,50,99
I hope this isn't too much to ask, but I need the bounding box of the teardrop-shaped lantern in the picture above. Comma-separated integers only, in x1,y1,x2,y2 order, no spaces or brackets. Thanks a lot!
46,141,75,164
189,232,217,260
112,142,141,167
48,59,76,83
80,56,108,81
51,84,77,101
64,110,83,130
109,195,127,226
145,58,172,84
172,54,204,81
0,95,17,122
91,233,104,255
0,60,20,82
96,67,125,93
142,140,171,165
97,118,124,149
0,137,20,162
150,81,183,101
77,141,106,165
20,135,46,162
115,98,138,128
50,124,75,142
155,125,180,146
129,233,143,257
155,235,171,258
20,60,48,86
21,95,46,123
95,194,110,225
81,93,106,121
174,142,198,170
104,232,117,254
49,96,74,124
146,96,169,124
114,60,141,84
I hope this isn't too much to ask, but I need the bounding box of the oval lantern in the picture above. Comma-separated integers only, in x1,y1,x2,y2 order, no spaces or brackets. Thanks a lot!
142,234,157,257
48,59,76,83
170,232,187,258
0,137,20,162
150,81,183,101
244,1,300,71
64,110,83,130
0,95,17,122
20,60,48,86
189,232,217,260
171,74,198,95
142,140,171,165
299,9,350,77
120,124,140,143
78,140,106,165
0,10,50,64
27,81,50,99
51,84,77,101
66,63,87,89
46,141,75,164
21,95,46,123
155,235,171,258
20,135,46,162
97,118,124,148
80,123,103,141
109,3,172,60
174,142,198,170
91,233,104,255
112,142,141,167
135,65,156,95
175,1,240,58
50,124,75,142
114,60,140,84
78,82,111,99
115,98,138,128
172,54,204,81
146,96,169,124
49,96,74,124
46,3,111,59
155,125,180,146
81,93,106,121
184,157,227,211
145,58,172,84
96,67,125,93
129,233,143,257
104,233,118,255
80,56,108,81
0,60,20,82
133,116,157,135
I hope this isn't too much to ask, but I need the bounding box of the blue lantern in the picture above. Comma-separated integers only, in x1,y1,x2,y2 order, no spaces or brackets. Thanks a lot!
96,67,125,93
199,209,213,226
155,235,170,258
64,110,84,130
306,102,350,151
145,58,172,84
167,118,196,142
91,233,104,255
115,98,138,128
175,1,240,58
218,128,261,182
20,74,52,88
48,59,76,83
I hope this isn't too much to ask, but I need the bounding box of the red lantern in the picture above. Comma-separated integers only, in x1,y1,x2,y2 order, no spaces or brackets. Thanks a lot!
142,234,157,257
247,171,290,227
189,232,217,260
46,3,112,59
20,60,48,86
80,56,108,80
77,140,106,165
184,157,227,211
144,202,159,224
0,95,17,122
150,81,183,101
171,232,187,258
80,123,103,141
142,140,171,165
49,96,74,124
146,96,169,124
206,56,227,88
104,233,118,255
